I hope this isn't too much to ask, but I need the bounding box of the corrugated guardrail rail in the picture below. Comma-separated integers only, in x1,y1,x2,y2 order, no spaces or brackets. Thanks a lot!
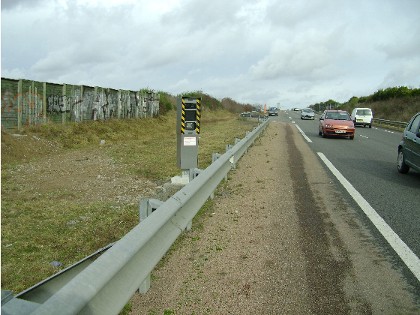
372,118,407,129
1,119,269,315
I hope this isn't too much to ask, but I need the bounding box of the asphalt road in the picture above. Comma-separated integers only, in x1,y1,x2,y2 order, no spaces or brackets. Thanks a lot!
275,110,420,287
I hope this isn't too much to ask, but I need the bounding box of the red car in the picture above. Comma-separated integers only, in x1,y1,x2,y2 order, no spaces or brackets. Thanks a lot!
319,110,355,140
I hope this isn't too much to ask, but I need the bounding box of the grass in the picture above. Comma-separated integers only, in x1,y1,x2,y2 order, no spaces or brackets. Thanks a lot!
1,109,258,294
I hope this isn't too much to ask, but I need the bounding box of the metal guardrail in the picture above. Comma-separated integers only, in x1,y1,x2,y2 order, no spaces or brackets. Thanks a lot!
372,118,407,129
2,119,269,315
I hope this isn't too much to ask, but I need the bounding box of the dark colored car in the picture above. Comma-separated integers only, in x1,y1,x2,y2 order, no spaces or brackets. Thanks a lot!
319,110,355,140
397,112,420,174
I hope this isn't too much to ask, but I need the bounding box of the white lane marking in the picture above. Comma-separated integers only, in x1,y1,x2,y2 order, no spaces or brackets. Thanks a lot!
295,124,312,143
359,134,369,139
373,127,395,134
317,152,420,282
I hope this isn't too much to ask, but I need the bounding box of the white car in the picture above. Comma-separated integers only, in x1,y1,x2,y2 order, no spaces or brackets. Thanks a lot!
268,107,278,116
351,107,373,128
301,108,315,120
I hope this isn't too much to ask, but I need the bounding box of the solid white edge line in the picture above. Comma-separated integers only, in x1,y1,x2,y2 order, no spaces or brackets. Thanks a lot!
295,124,313,143
317,152,420,282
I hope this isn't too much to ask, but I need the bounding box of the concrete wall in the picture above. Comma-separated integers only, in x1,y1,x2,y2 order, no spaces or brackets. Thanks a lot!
1,78,160,131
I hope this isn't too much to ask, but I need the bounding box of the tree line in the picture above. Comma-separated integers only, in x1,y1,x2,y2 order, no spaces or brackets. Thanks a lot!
309,86,420,121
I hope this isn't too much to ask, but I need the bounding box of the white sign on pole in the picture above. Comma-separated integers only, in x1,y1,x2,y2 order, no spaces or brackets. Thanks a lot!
183,137,197,146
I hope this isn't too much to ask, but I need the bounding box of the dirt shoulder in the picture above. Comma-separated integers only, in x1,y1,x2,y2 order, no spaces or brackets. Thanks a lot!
130,121,419,314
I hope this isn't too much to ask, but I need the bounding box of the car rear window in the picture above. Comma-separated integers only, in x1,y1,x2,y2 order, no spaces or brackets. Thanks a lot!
356,109,372,115
326,112,350,120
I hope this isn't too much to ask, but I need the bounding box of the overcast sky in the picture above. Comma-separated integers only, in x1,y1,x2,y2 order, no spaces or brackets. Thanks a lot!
2,0,420,108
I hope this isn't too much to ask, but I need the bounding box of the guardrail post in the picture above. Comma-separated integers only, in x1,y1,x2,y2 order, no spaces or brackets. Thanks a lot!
138,198,163,294
212,153,221,163
139,198,163,222
229,155,236,169
138,276,151,295
224,146,235,179
245,131,250,153
192,168,201,180
210,153,222,199
185,219,192,231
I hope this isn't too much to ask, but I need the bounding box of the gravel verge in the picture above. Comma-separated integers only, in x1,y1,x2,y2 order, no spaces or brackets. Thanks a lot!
130,121,420,314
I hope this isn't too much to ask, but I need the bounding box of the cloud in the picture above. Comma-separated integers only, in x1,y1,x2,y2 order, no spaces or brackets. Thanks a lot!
1,68,28,79
380,27,420,61
2,0,420,108
381,62,420,89
249,31,333,81
30,43,117,74
1,0,45,10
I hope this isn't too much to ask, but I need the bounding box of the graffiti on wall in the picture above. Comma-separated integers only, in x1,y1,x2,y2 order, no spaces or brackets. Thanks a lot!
1,89,45,127
47,95,67,113
1,79,161,130
1,90,17,114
